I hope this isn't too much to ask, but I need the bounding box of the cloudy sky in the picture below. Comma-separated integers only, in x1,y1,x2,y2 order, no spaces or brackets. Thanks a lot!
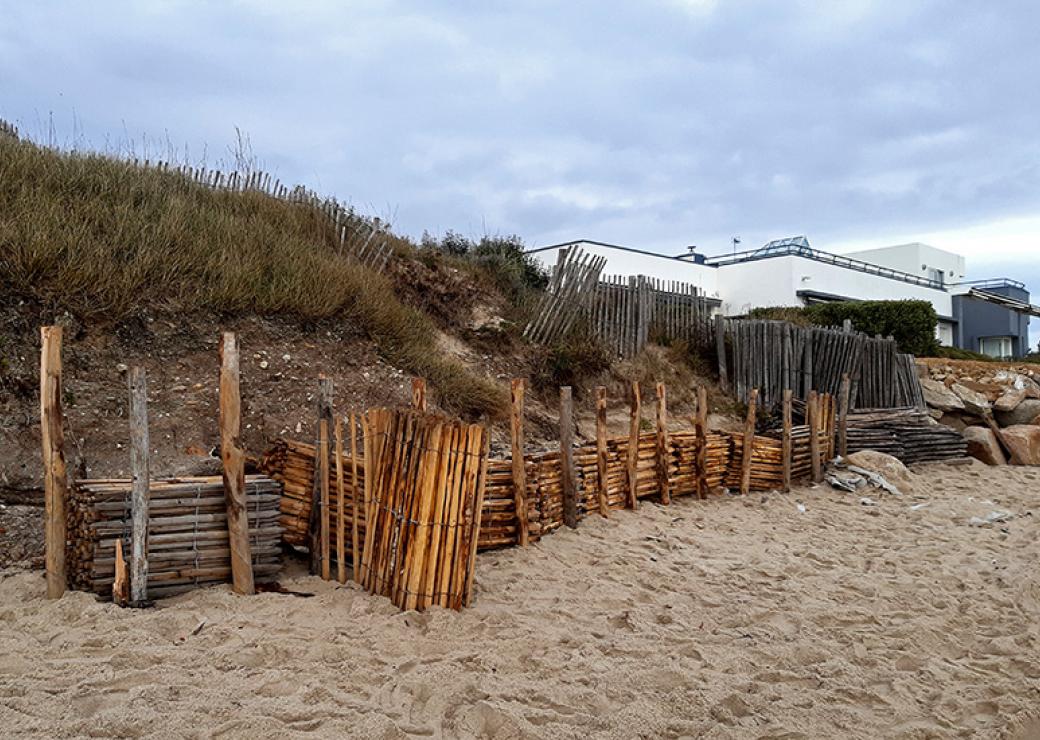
2,1,1038,339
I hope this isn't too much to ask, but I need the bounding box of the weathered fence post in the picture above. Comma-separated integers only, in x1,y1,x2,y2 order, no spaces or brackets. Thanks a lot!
510,379,529,545
715,315,728,390
626,381,641,509
412,377,427,411
309,375,334,576
334,417,347,584
40,326,67,599
695,386,709,499
740,389,758,496
559,387,578,529
127,366,150,606
219,332,255,595
349,411,361,582
838,375,851,458
655,383,671,504
782,389,793,492
807,390,822,483
595,386,610,517
319,418,331,580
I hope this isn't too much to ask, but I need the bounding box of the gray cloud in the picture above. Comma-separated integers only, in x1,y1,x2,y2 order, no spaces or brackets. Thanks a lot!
2,2,1038,286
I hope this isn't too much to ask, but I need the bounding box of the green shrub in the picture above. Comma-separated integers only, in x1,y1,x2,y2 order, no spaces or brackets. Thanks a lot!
932,346,998,362
420,230,548,305
747,300,939,356
532,333,611,392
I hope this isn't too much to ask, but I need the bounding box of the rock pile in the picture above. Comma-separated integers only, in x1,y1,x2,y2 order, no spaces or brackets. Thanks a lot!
920,362,1040,466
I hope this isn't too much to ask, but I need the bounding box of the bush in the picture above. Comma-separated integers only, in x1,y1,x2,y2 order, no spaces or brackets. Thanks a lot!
747,301,939,356
532,333,611,391
0,134,507,418
420,230,548,305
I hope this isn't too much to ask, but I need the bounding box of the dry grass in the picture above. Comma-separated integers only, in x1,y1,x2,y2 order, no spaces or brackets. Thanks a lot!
0,134,505,418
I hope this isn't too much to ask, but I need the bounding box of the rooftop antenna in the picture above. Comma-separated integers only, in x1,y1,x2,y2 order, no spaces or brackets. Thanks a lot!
732,236,741,255
686,244,697,254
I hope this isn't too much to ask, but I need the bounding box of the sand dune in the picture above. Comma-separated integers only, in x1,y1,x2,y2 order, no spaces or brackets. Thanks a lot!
1,459,1038,738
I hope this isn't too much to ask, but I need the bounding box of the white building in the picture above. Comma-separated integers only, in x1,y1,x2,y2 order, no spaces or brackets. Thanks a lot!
527,236,1038,357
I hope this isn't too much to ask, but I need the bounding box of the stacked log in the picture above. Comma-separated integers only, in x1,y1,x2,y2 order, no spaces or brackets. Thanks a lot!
670,431,731,495
725,426,829,491
66,476,283,599
259,438,366,555
846,407,967,463
576,433,658,511
358,408,488,611
480,459,541,550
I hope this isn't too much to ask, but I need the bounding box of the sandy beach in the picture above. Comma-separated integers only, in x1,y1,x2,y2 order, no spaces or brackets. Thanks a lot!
2,459,1038,739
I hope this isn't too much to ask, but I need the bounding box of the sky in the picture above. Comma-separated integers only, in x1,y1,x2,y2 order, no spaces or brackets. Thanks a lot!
2,1,1038,344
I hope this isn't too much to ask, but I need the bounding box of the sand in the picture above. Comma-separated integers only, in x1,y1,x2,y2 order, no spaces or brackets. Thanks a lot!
2,459,1039,739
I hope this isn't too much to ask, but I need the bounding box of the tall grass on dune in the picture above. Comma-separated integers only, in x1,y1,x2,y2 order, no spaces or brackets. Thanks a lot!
0,131,505,418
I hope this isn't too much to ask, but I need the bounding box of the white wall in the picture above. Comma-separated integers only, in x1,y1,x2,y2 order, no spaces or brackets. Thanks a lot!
844,242,966,284
716,254,953,317
529,244,720,296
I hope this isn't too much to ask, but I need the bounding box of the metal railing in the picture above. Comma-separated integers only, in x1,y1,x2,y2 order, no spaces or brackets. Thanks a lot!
953,278,1026,290
704,244,946,290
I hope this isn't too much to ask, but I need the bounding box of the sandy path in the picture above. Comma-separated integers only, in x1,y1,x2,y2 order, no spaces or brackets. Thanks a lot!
1,460,1038,739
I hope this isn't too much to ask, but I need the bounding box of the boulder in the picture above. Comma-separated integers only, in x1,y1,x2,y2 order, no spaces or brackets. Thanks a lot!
938,413,967,433
998,425,1040,466
995,399,1040,428
845,450,914,493
958,379,1004,401
920,378,964,412
962,426,1007,466
951,383,991,417
994,389,1026,413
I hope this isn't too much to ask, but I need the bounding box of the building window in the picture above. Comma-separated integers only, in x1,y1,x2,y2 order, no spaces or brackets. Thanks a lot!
926,267,944,286
979,336,1012,359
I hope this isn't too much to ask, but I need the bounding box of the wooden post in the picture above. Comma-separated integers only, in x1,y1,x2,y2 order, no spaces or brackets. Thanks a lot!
715,315,728,390
559,387,578,529
349,411,361,582
740,389,758,496
808,390,822,483
127,366,150,606
219,332,254,595
510,379,529,546
411,377,427,412
595,386,609,517
310,376,334,574
334,417,347,584
655,383,671,504
40,326,67,600
782,389,793,492
319,418,331,579
838,374,850,458
626,381,641,509
695,386,708,499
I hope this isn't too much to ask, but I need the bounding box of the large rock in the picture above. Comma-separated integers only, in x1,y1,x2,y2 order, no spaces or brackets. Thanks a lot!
951,383,991,417
962,426,1007,466
845,450,914,493
995,399,1040,428
994,388,1026,413
920,378,964,412
998,425,1040,466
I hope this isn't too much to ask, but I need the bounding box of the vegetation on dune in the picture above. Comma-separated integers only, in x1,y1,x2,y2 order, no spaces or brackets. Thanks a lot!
750,300,940,356
0,130,506,418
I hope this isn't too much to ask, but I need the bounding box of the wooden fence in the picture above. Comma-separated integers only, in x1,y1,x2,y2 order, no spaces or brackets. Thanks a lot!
127,159,392,272
717,318,925,411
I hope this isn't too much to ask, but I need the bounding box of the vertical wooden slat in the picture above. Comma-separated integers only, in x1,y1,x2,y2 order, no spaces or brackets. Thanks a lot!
334,417,347,584
560,386,578,528
838,374,850,457
740,389,758,496
808,390,822,483
219,332,254,595
319,419,331,580
695,386,709,500
510,379,529,546
627,381,641,509
40,326,67,599
595,386,610,517
782,388,793,492
127,366,150,606
310,376,334,574
349,411,361,582
655,382,671,505
715,315,728,391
